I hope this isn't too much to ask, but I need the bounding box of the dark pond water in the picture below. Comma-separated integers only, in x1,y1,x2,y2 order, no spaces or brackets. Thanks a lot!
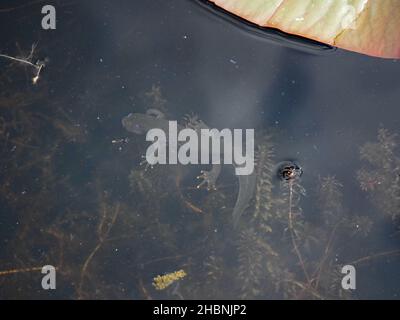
0,0,399,299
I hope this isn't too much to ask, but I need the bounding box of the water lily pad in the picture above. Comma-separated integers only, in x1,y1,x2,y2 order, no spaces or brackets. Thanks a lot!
210,0,400,58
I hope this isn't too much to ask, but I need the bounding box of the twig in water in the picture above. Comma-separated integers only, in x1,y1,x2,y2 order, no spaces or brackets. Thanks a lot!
77,202,121,298
347,250,400,266
0,44,46,84
0,266,44,276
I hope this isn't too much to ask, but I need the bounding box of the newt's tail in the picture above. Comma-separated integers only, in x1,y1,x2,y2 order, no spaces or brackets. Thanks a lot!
232,172,256,228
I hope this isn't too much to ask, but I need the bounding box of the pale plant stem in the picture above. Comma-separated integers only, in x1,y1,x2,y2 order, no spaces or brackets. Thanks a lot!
0,53,39,69
288,180,310,284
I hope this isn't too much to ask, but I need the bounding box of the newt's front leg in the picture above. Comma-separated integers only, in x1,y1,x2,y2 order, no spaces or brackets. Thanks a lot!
184,114,222,191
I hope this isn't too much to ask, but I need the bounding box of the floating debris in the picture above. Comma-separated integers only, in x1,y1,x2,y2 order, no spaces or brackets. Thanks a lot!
152,269,187,290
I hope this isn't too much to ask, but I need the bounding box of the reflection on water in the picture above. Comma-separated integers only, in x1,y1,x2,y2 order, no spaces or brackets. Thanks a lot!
0,0,399,299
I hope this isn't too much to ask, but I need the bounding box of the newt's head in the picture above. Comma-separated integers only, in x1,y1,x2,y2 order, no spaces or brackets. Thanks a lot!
122,113,153,134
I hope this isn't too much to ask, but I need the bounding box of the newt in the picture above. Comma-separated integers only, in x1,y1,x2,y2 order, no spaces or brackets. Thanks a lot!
122,109,256,227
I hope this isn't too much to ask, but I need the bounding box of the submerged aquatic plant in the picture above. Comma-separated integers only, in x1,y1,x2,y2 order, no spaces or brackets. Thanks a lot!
317,176,344,226
252,134,275,233
357,128,400,221
144,85,168,113
237,228,266,299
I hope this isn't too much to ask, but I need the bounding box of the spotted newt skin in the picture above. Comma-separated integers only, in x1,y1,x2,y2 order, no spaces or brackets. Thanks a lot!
122,109,256,227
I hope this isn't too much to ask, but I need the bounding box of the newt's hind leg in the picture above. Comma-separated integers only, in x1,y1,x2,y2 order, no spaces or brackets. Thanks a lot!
196,164,221,191
184,113,222,191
